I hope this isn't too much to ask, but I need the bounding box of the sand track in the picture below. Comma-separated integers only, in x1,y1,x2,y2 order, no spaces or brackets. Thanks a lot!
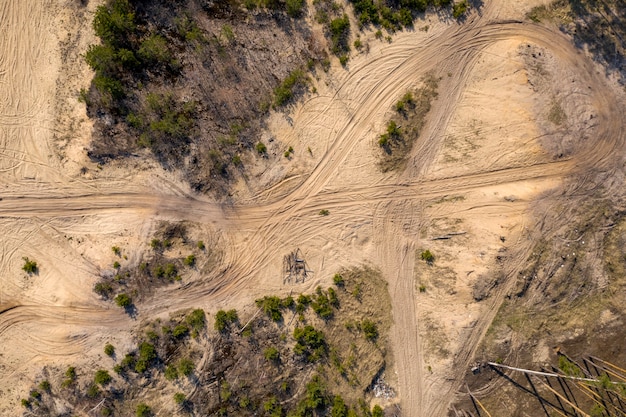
1,0,624,415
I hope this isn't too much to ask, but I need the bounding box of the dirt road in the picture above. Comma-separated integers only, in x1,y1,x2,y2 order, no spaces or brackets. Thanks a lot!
1,0,624,415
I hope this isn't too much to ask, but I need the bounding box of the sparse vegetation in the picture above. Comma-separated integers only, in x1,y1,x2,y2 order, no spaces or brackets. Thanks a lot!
319,209,330,216
104,343,115,356
215,309,239,332
421,249,435,264
274,69,308,107
94,369,112,386
452,0,468,19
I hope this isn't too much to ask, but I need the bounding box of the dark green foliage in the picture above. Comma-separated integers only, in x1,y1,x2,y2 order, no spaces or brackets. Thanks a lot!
165,364,179,380
286,0,305,17
186,309,206,332
331,395,348,417
113,261,120,269
94,370,112,386
94,282,113,298
136,403,152,417
311,288,334,320
256,296,284,321
264,396,282,416
328,287,339,307
197,240,205,250
178,358,195,376
420,249,434,264
372,405,384,417
135,342,157,373
292,375,328,413
452,0,468,19
115,293,132,308
29,390,41,400
174,392,186,405
296,294,311,313
21,399,31,408
92,0,136,47
138,34,172,64
558,355,584,377
38,380,51,392
62,366,77,388
333,273,345,286
274,69,308,107
349,0,453,32
172,324,190,338
282,295,295,308
255,141,267,154
329,14,350,55
293,325,327,362
361,319,378,341
378,120,401,147
319,209,330,216
264,346,280,362
86,383,100,398
184,254,196,267
22,257,38,274
104,343,115,356
214,309,239,332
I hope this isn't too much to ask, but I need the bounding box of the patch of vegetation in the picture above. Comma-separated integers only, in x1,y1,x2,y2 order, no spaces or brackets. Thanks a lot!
215,309,239,332
104,343,115,356
452,0,468,19
273,69,309,107
377,74,439,172
319,209,330,216
294,325,328,362
22,257,38,274
349,0,452,32
115,293,132,308
94,369,112,386
420,249,435,264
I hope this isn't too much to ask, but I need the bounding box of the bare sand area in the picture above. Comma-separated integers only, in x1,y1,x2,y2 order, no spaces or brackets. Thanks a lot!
2,0,625,415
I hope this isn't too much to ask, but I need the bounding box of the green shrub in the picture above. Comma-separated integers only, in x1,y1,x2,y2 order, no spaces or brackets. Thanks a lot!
184,254,196,267
172,324,189,338
92,0,136,47
138,34,171,64
333,273,344,286
22,257,38,274
104,343,115,356
174,392,186,405
361,319,378,341
286,0,305,17
293,325,327,362
135,342,157,373
165,364,178,380
256,296,283,322
113,261,120,269
197,240,205,250
94,282,113,298
319,209,330,216
178,358,195,376
420,249,434,264
29,390,41,400
214,309,238,332
329,15,350,55
331,395,348,417
115,293,132,308
86,383,100,398
21,399,31,408
186,309,206,331
136,403,151,417
111,246,121,256
452,0,468,19
38,380,51,392
94,369,112,386
274,69,307,107
264,346,280,362
256,141,267,154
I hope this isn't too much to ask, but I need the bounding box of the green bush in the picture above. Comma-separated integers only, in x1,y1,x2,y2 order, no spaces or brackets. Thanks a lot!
29,390,41,400
115,293,132,308
165,364,179,380
329,15,350,55
372,405,384,417
333,273,344,286
86,383,100,398
104,343,115,356
256,296,284,322
21,399,31,408
135,342,157,373
94,370,112,386
138,34,171,64
94,282,113,298
184,254,196,267
274,69,307,107
319,209,330,216
38,380,51,392
361,319,378,341
136,403,152,417
264,346,280,362
331,395,348,417
174,392,186,405
172,324,189,338
178,358,195,376
22,257,38,274
93,0,136,47
293,325,327,362
420,249,434,264
256,141,267,154
452,0,468,19
186,309,206,331
286,0,305,17
214,309,239,332
197,240,205,250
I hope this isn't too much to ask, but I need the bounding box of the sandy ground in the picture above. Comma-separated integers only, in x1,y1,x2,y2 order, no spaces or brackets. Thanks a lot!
1,0,625,416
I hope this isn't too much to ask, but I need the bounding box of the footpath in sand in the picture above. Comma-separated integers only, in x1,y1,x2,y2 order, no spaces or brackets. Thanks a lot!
1,0,625,416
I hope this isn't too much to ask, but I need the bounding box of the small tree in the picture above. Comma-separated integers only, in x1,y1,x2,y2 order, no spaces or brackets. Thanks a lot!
184,254,196,267
174,392,186,405
94,369,112,386
420,250,434,264
22,257,38,274
264,346,280,362
115,293,132,308
178,358,195,376
136,403,151,417
104,343,115,356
